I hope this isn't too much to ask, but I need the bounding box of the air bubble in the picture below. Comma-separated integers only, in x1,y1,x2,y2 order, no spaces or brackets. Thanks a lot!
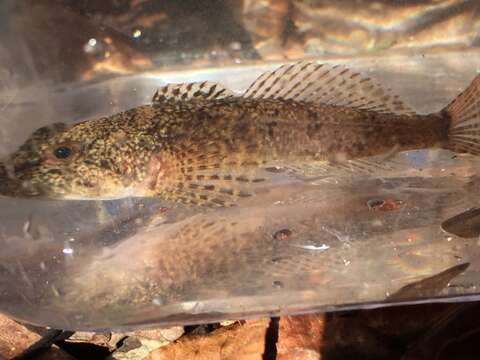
132,29,142,38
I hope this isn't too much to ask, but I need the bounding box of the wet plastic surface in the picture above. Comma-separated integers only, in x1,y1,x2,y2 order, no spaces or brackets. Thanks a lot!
1,1,480,331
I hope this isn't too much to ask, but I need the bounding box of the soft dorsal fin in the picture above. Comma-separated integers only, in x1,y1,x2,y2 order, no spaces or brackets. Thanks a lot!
243,61,414,115
152,81,235,103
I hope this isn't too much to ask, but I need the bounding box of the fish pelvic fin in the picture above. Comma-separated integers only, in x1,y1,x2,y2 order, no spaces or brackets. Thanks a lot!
445,75,480,155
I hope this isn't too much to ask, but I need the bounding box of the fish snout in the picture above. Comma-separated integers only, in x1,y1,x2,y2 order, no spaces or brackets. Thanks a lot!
0,161,44,197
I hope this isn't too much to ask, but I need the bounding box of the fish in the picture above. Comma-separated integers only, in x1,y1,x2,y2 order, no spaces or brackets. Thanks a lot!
1,61,480,206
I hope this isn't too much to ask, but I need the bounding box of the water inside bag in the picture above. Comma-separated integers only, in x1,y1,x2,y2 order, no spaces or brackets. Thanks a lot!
0,0,480,330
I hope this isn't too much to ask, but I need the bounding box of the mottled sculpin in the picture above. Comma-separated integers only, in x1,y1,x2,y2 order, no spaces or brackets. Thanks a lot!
1,62,480,206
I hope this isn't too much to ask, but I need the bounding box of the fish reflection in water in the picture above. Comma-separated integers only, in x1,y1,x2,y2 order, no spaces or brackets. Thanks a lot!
55,175,478,319
442,207,480,239
1,62,480,207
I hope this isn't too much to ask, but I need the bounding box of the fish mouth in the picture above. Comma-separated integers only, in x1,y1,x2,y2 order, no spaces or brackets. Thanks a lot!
0,161,46,198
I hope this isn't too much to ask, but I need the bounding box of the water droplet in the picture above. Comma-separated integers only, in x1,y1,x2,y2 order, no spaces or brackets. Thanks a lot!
62,247,74,255
291,243,329,251
83,38,100,54
39,262,46,271
152,297,164,306
273,229,292,241
272,280,284,289
132,29,142,38
343,259,351,266
446,236,453,242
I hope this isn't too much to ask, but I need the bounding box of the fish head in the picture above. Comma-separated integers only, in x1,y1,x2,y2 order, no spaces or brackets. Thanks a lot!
0,118,157,200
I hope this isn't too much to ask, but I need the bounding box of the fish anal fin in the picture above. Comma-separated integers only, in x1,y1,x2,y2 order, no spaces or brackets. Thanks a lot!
164,174,259,208
243,61,415,116
280,153,410,180
152,81,235,103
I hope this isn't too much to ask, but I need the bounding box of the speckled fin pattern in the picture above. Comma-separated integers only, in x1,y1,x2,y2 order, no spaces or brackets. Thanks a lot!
242,61,415,115
152,81,235,103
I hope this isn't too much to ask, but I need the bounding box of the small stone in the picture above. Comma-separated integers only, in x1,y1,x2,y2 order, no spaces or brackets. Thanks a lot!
109,337,169,360
124,326,184,342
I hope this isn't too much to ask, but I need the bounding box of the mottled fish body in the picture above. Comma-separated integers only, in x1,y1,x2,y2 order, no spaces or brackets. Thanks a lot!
1,62,480,206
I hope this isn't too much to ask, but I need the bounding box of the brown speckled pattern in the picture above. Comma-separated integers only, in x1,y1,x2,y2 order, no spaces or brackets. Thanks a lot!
2,97,449,204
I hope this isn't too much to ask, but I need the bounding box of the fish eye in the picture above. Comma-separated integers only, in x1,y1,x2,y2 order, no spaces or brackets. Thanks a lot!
53,146,72,159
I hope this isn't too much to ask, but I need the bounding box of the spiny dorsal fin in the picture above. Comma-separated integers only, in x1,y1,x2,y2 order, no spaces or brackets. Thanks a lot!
152,81,235,103
243,61,414,115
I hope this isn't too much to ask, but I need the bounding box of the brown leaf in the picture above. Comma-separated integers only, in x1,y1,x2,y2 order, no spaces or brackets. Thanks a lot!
147,319,270,360
276,314,324,360
0,313,41,359
67,331,114,349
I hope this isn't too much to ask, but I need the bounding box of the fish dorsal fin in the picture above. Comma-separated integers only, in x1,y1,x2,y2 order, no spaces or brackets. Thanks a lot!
243,61,414,115
152,81,236,103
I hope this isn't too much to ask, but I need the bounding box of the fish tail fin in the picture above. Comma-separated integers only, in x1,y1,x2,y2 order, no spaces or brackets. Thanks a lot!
445,75,480,155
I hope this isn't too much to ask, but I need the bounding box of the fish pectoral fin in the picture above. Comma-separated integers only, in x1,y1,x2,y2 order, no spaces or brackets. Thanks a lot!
243,61,415,116
161,173,259,208
152,81,236,103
